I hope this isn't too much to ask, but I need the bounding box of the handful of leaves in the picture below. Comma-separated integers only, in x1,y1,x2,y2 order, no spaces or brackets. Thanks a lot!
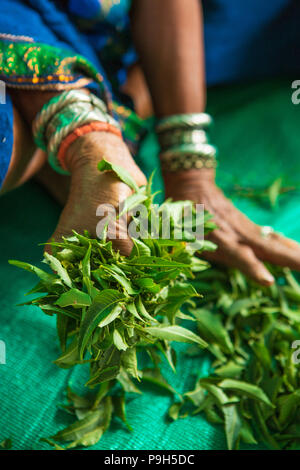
9,161,300,450
9,160,215,448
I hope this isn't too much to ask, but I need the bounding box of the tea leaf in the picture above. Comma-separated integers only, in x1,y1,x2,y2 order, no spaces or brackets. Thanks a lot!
56,289,92,308
145,325,207,347
219,379,274,407
78,290,126,359
98,159,139,192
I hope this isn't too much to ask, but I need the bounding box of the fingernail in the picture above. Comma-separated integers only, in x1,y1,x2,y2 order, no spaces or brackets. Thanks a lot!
261,272,275,285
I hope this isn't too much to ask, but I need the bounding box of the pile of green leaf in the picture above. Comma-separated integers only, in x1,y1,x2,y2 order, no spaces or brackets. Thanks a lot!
9,161,300,450
9,160,215,449
170,266,300,450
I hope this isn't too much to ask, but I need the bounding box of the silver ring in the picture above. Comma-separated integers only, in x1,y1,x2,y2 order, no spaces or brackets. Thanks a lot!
261,226,275,239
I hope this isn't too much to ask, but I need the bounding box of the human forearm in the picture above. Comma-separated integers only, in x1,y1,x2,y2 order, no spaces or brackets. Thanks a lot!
130,0,206,117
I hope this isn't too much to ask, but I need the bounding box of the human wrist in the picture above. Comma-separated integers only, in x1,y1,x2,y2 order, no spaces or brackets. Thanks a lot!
64,131,128,172
163,167,216,196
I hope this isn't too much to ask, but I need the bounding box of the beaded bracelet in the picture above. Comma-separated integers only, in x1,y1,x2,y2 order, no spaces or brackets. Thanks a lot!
57,121,122,172
161,154,217,172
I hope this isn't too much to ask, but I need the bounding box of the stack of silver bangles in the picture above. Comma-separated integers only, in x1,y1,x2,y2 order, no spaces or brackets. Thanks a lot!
32,89,121,174
156,113,217,171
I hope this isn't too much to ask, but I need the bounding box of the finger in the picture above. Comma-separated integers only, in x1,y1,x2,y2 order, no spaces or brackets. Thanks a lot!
45,226,133,257
249,231,300,271
46,201,133,257
203,232,275,286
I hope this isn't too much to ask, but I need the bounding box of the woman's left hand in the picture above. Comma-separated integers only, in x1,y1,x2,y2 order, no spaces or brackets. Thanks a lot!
164,168,300,286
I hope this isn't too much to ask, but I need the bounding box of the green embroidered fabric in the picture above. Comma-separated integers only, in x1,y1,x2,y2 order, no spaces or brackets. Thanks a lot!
0,40,106,93
0,39,147,150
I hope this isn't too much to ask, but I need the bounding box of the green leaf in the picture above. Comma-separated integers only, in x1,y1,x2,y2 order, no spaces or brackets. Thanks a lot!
267,177,282,208
52,410,103,443
98,304,123,328
67,427,104,448
54,338,80,368
145,325,207,348
126,256,191,269
168,402,183,421
98,266,138,295
228,297,268,316
157,283,199,322
8,260,55,285
219,379,274,407
129,238,152,258
86,346,121,387
52,396,112,447
0,438,12,450
65,387,94,420
121,347,139,379
223,404,242,450
184,384,206,407
43,252,73,288
56,313,69,352
278,391,300,426
40,438,65,450
202,383,231,406
117,369,142,394
214,361,245,379
192,308,234,354
126,302,146,323
134,278,160,294
40,304,79,320
78,290,126,359
141,368,178,396
98,159,139,192
112,395,132,431
118,192,148,217
113,330,128,351
239,421,258,445
136,296,156,323
56,289,92,308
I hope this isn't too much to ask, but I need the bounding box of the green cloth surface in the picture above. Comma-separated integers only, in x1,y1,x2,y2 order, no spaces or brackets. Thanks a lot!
1,79,299,450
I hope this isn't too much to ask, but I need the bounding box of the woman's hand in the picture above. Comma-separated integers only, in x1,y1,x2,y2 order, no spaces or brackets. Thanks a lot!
5,89,146,255
164,168,300,285
47,131,146,256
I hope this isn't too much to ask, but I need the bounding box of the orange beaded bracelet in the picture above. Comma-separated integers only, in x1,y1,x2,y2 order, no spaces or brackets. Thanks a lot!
57,121,123,171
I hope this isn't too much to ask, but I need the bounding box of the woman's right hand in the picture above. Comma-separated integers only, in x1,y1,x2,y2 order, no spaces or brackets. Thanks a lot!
47,131,146,255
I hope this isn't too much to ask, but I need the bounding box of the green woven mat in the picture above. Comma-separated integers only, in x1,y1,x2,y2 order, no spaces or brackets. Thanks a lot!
1,79,299,450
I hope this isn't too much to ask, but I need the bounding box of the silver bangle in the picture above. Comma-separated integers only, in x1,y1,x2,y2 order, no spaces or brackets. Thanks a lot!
32,89,112,151
156,113,213,134
160,143,217,161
